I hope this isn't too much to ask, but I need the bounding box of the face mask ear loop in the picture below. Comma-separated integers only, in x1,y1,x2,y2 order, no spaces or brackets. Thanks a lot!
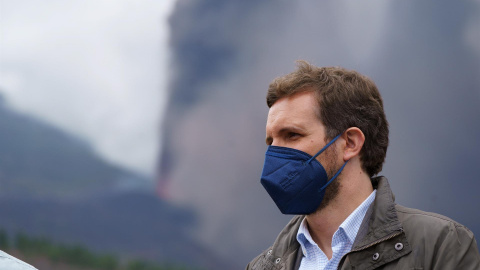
306,133,342,164
319,160,348,191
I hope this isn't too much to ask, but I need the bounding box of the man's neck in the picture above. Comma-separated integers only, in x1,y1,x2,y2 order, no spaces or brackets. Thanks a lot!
305,169,373,259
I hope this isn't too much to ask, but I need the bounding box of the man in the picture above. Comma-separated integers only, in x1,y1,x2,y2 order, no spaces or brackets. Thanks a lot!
247,61,480,269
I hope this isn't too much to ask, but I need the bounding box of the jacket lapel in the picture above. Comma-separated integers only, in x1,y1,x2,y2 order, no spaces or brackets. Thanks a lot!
343,177,411,269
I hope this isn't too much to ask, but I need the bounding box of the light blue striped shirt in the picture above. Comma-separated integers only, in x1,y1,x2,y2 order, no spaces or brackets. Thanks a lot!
296,190,376,270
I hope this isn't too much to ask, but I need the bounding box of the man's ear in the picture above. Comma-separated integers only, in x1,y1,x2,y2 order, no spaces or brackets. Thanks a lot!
342,127,365,161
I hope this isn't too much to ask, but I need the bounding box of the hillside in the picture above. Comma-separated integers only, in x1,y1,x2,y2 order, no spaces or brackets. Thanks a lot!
0,96,150,199
0,98,232,269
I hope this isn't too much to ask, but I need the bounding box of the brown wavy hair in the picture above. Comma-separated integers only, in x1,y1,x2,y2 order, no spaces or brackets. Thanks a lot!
266,61,389,176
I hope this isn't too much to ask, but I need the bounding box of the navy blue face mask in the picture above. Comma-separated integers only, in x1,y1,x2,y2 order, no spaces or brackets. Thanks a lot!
260,133,348,215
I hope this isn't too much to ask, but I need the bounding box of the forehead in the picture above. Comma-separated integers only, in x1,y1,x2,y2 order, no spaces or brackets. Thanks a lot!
266,91,320,129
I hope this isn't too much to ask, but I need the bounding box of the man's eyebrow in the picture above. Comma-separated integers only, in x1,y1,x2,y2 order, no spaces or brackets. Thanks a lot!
278,125,304,134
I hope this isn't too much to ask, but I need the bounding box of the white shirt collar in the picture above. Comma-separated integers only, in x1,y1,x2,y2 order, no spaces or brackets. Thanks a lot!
296,189,377,258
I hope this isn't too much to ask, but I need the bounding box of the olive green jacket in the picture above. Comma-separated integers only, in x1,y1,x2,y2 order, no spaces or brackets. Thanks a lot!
246,176,480,270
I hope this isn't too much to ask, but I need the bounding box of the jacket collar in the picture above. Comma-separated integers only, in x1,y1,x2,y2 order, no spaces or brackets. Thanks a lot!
352,176,403,249
343,176,411,269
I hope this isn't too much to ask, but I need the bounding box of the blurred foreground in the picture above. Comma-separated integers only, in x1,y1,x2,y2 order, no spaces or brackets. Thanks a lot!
1,231,190,270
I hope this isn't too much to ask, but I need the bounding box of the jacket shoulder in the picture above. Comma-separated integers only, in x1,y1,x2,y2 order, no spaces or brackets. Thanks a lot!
395,204,480,268
246,215,303,270
0,250,37,270
395,204,473,234
246,248,271,270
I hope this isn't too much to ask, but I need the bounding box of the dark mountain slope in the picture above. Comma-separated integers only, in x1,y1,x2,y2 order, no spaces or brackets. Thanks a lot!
0,97,150,198
0,97,232,269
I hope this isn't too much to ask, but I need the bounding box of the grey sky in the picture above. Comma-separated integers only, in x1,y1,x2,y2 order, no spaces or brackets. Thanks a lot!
0,0,175,176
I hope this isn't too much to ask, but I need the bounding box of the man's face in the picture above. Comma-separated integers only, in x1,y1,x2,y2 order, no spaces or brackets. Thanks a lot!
266,91,329,157
265,91,341,211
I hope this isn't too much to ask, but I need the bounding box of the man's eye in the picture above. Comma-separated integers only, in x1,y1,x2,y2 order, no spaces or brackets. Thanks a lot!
287,132,300,139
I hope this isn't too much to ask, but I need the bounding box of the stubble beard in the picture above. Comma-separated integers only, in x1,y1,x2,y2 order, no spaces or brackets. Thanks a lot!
313,144,342,213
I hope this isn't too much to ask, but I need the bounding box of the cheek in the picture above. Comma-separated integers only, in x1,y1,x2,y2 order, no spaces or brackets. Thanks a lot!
300,141,323,157
325,147,341,168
